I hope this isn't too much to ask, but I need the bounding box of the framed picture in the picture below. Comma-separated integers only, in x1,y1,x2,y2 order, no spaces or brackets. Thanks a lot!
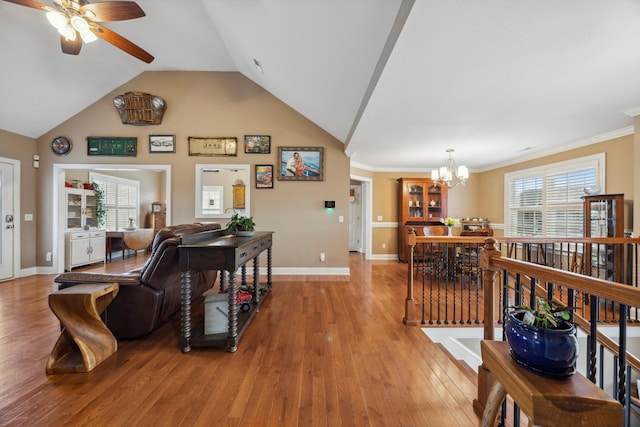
277,147,324,181
149,135,176,153
244,135,271,154
188,137,238,157
255,164,274,189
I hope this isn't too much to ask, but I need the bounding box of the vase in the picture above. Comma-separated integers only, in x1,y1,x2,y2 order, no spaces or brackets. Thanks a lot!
235,230,255,237
447,227,453,236
505,311,578,378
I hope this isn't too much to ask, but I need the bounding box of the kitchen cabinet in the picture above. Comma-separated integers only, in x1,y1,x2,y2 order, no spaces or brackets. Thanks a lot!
65,188,98,231
65,230,106,271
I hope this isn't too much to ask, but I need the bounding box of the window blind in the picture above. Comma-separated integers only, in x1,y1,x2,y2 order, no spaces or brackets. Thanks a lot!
504,154,604,237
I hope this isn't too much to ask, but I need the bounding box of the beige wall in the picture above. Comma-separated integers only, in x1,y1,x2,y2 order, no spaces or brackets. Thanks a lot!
36,71,350,270
366,171,480,255
0,72,636,271
65,169,165,229
480,134,634,231
361,134,634,256
0,129,38,269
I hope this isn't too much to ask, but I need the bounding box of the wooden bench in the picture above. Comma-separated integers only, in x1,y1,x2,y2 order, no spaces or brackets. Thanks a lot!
46,283,119,374
480,340,623,427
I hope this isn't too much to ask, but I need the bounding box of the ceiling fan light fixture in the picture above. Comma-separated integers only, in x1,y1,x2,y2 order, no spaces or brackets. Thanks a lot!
46,11,68,31
70,16,97,43
58,24,76,41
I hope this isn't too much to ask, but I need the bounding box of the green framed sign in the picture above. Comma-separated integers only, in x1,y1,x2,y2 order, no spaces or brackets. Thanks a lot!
87,137,137,156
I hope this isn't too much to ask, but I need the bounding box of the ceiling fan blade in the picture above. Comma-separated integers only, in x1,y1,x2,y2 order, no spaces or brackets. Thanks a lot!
81,1,145,22
61,34,82,55
3,0,57,13
90,22,154,63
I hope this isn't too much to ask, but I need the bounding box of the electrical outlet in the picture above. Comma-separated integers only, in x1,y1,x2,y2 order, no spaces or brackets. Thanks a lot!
382,243,386,249
320,252,326,262
46,252,52,262
377,215,383,221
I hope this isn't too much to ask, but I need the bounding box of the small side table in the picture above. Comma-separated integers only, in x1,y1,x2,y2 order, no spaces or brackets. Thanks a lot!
46,283,119,374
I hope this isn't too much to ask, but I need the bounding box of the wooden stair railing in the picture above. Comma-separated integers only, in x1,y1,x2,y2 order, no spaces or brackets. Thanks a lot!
475,238,640,425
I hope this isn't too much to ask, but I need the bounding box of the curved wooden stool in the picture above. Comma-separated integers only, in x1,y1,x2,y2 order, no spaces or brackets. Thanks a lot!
46,283,119,374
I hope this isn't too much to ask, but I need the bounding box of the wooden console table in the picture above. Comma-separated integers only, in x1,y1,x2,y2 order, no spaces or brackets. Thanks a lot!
46,283,119,374
480,340,622,427
178,231,273,353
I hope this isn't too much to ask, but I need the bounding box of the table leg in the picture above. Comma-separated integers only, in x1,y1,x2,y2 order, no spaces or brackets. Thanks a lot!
267,246,272,291
180,271,192,353
227,270,238,353
253,255,260,306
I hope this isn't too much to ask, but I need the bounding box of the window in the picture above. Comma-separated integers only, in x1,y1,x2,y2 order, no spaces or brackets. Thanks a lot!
504,154,605,237
90,172,140,230
202,186,223,215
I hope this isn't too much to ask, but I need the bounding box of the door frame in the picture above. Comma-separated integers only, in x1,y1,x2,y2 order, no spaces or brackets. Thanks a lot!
53,163,172,274
350,174,372,260
0,157,20,279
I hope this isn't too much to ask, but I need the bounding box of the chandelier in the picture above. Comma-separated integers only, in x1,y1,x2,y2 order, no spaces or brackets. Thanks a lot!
431,149,469,188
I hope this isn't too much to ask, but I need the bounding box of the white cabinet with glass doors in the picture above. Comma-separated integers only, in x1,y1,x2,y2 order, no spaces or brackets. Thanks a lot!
65,188,99,230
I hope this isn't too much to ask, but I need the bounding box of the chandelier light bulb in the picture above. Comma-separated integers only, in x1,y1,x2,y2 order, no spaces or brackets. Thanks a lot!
431,149,468,189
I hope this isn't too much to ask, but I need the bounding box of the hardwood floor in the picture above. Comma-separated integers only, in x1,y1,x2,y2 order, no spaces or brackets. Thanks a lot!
0,254,479,426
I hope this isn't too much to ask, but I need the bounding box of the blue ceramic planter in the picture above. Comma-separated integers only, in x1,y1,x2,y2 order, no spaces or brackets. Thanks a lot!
505,311,578,378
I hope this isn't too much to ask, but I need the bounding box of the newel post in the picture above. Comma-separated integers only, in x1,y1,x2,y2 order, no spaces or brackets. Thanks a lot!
473,237,502,417
403,228,418,325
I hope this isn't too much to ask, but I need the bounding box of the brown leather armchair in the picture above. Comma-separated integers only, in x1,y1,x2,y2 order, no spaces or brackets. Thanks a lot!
54,223,222,339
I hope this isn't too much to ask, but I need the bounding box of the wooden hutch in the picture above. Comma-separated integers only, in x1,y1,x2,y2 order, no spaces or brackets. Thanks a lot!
397,178,448,262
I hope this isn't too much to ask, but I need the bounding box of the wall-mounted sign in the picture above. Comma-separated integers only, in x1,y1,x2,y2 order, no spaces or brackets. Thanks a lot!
112,92,166,125
188,137,238,157
87,137,137,156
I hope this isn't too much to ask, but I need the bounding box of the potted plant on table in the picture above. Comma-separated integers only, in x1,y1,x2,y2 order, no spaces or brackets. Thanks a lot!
444,217,458,236
226,213,256,236
506,295,578,378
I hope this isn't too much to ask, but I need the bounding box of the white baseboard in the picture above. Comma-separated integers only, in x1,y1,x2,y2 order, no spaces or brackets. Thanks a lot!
369,254,398,261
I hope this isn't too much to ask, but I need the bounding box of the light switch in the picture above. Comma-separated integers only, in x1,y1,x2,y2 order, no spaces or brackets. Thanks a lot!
24,214,33,221
338,216,344,223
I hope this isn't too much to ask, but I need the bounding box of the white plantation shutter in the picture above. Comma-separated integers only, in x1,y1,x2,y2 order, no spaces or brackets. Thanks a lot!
504,154,604,237
90,173,140,230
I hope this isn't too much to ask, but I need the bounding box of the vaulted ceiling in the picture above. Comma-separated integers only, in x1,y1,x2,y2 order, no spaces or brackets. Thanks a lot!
2,0,639,172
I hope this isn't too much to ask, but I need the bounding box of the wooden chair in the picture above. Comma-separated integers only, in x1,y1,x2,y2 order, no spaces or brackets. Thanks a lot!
458,228,493,284
414,225,448,278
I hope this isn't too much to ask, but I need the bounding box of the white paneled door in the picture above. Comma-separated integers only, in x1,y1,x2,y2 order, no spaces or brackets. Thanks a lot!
349,185,362,252
0,162,14,280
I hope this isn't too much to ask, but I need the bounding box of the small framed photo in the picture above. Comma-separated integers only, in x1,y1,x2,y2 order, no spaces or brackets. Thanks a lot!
244,135,271,154
255,164,274,189
149,135,176,153
277,147,324,181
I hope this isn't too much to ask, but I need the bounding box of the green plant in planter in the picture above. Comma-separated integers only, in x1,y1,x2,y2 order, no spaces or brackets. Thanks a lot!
91,181,107,228
226,213,255,234
513,296,571,329
507,295,578,377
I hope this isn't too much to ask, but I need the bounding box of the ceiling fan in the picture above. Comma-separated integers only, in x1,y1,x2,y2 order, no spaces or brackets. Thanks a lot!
3,0,154,63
